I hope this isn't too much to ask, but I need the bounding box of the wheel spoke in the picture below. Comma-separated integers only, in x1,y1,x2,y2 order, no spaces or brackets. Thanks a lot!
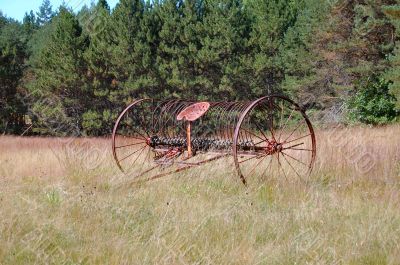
278,107,295,142
267,99,277,141
254,138,268,146
277,101,285,140
241,127,266,142
282,120,306,144
239,154,265,164
128,145,147,169
285,148,313,152
138,146,152,172
254,121,271,145
130,128,147,140
267,116,276,142
282,142,304,150
118,146,146,163
281,151,307,167
125,116,148,140
247,156,267,177
281,152,304,182
276,153,288,181
283,133,312,145
261,156,273,178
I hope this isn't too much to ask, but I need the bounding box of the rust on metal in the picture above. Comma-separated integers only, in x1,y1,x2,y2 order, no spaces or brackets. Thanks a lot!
186,121,192,157
111,95,316,186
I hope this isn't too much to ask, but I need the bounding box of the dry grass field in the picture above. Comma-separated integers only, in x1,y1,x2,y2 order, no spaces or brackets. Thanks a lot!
0,125,400,264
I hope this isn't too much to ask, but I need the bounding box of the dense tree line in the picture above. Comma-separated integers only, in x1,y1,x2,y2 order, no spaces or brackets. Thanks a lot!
0,0,399,136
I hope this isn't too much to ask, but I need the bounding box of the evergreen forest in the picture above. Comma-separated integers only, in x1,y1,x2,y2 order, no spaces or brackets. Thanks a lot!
1,0,400,136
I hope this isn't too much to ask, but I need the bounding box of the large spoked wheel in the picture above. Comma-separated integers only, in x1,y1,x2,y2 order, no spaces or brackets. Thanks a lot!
233,95,316,185
112,99,162,180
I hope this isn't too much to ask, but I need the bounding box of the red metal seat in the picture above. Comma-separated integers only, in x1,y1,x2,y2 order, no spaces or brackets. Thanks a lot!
176,102,210,121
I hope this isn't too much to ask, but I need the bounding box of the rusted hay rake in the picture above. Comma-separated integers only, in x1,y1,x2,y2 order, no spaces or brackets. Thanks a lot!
112,95,316,185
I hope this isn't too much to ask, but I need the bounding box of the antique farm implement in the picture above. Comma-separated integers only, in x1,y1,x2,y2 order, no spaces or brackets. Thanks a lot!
112,95,316,185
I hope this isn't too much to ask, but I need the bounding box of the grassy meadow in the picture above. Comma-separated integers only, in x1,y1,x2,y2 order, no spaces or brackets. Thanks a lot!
0,125,400,264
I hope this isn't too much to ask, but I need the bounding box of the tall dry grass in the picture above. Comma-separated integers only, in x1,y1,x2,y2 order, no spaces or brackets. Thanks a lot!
0,125,399,264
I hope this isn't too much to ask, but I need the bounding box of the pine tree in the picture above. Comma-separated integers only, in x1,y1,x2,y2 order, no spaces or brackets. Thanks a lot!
383,4,400,109
81,0,116,135
36,0,54,25
156,0,207,99
23,11,38,38
0,16,26,133
246,0,302,97
0,11,7,28
28,7,89,135
308,0,396,111
279,0,330,106
154,0,184,98
175,0,202,98
3,0,400,137
110,0,160,101
196,0,251,100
